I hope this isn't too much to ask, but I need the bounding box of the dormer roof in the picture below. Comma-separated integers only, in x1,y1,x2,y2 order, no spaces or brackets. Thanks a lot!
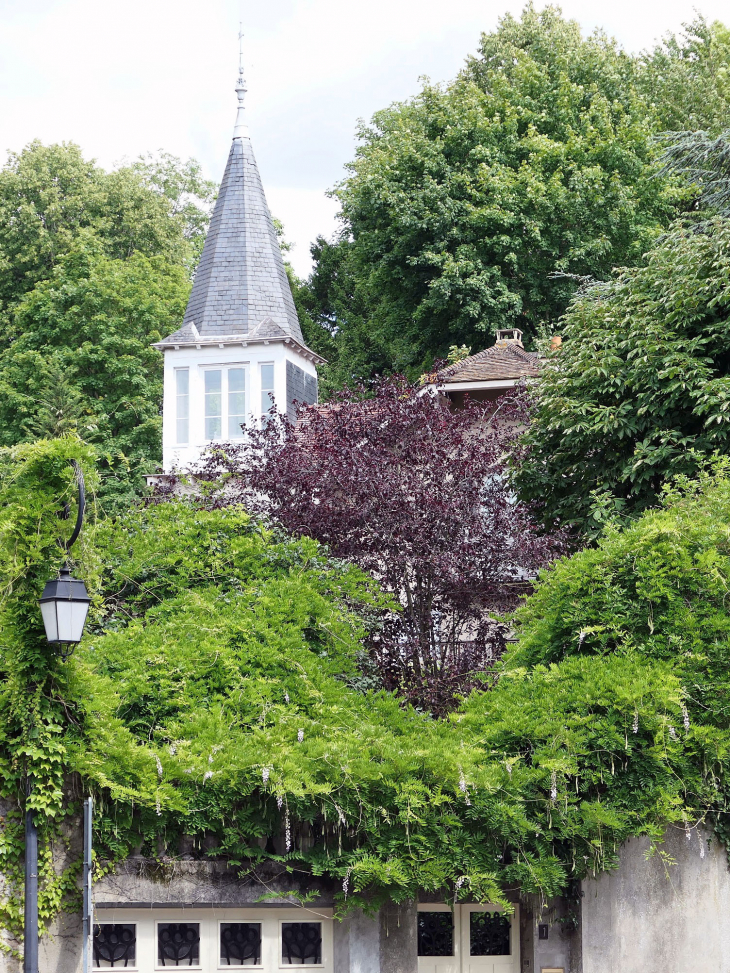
434,341,540,385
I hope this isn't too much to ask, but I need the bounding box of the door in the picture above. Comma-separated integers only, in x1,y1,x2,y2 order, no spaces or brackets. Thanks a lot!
417,904,519,973
460,904,519,973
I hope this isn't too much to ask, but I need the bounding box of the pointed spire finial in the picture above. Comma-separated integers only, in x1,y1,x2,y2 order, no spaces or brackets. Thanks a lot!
234,24,249,140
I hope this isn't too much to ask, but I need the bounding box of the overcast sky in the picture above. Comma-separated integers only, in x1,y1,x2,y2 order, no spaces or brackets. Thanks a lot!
0,0,727,276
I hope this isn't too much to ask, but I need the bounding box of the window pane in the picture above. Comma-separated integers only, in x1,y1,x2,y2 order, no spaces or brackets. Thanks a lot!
281,922,322,965
205,370,222,441
418,912,453,957
470,912,510,956
93,923,136,968
261,363,274,415
205,370,221,393
220,922,261,966
229,367,246,393
228,368,246,438
176,370,189,445
158,922,200,967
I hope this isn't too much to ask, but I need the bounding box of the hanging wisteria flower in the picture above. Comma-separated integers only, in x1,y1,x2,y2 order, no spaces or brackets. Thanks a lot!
577,631,587,647
669,726,677,741
297,729,304,743
169,744,177,756
342,866,353,898
455,877,465,890
155,797,162,817
276,795,283,810
632,710,639,734
506,762,512,777
204,770,213,782
284,693,290,704
208,754,214,764
285,812,291,852
550,770,557,803
334,803,347,826
262,767,270,784
682,704,690,731
155,755,163,779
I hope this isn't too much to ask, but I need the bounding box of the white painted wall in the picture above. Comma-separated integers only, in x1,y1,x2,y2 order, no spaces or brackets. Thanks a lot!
161,340,317,472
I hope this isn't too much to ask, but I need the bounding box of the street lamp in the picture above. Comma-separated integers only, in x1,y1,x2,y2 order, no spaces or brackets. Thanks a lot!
25,461,90,973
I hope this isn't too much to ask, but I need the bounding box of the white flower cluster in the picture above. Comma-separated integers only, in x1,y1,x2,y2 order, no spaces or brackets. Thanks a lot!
204,770,213,782
285,812,292,852
550,770,557,803
682,704,690,732
632,710,639,734
297,729,304,743
669,726,677,741
262,767,270,784
458,770,472,806
156,755,163,779
342,866,353,898
277,795,284,810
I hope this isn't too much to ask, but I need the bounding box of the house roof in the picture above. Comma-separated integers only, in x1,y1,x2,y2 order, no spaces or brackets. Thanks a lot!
158,135,306,348
435,341,540,385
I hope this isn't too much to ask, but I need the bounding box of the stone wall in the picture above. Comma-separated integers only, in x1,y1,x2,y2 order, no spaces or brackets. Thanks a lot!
581,826,730,973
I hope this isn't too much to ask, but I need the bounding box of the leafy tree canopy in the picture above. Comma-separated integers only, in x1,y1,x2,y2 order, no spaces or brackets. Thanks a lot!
0,242,189,512
0,142,213,507
181,376,563,713
302,7,730,386
515,216,730,535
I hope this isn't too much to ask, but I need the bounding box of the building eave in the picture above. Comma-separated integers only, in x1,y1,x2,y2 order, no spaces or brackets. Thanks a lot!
152,333,327,366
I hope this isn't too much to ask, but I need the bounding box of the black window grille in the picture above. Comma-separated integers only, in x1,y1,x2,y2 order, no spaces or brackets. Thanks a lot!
220,922,262,966
157,922,201,966
93,924,136,968
281,921,322,965
469,911,511,956
417,911,454,956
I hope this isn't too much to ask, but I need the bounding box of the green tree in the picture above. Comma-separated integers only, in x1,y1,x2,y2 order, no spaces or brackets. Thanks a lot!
515,217,730,535
302,7,730,382
0,142,215,506
0,243,189,511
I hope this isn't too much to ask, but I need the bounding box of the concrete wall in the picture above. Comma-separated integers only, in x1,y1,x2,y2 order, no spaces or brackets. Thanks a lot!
520,894,581,973
582,827,730,973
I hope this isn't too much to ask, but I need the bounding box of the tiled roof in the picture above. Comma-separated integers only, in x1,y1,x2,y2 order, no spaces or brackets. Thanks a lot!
435,342,540,384
160,136,304,346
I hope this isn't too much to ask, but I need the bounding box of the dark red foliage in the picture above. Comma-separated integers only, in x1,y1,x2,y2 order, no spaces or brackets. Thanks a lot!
186,376,563,714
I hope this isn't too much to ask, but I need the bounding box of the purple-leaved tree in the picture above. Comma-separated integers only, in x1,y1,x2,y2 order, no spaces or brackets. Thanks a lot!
187,376,563,713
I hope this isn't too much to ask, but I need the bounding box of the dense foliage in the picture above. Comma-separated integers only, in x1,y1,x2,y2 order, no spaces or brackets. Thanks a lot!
183,376,562,713
301,8,730,384
515,217,730,534
3,442,730,948
0,142,214,508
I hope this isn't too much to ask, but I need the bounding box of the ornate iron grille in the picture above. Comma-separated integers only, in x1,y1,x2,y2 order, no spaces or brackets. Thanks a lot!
157,922,201,966
469,911,511,956
281,921,322,965
93,924,136,968
220,922,262,965
417,911,454,956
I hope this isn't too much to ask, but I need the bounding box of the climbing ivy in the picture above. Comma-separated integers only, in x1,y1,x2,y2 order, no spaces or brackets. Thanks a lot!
2,443,730,948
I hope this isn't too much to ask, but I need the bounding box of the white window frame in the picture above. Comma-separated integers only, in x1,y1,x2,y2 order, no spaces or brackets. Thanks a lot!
201,364,249,443
93,920,139,971
260,362,275,418
278,918,325,969
217,918,264,970
92,908,333,973
154,919,203,971
175,368,190,446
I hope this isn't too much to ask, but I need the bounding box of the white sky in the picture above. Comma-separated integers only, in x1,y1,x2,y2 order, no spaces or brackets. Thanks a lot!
0,0,727,277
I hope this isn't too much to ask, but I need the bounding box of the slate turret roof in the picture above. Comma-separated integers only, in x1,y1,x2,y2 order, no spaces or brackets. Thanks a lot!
157,136,308,351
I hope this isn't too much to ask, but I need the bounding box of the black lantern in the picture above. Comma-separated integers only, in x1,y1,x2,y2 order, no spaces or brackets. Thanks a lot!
39,565,91,647
38,460,89,656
